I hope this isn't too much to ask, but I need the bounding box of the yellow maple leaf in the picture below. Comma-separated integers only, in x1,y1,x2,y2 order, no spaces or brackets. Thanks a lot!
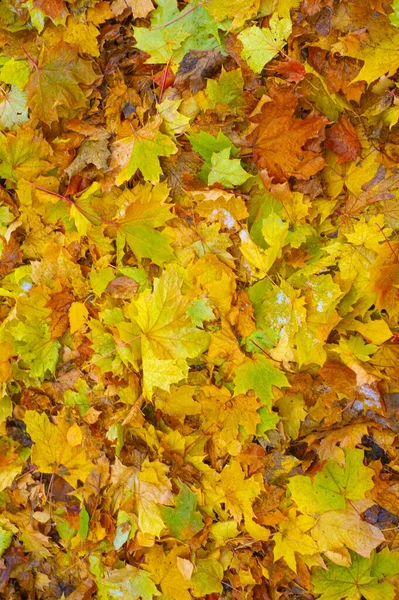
273,509,319,572
310,508,385,558
132,267,209,398
69,301,88,334
24,411,94,488
220,460,262,521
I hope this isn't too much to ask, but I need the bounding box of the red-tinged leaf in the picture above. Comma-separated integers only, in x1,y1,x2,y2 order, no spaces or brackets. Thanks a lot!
26,42,97,125
151,65,175,90
274,58,306,82
33,0,65,18
247,86,328,182
325,116,361,163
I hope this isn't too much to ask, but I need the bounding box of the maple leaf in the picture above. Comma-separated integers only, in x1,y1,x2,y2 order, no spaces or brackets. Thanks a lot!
132,267,210,398
369,242,399,319
247,86,328,182
190,558,224,598
0,127,50,183
0,439,25,492
6,298,60,380
325,116,361,163
32,0,64,19
111,0,154,18
334,27,399,85
2,0,399,596
114,118,177,185
311,508,385,558
312,550,399,600
0,87,28,130
24,411,94,488
117,184,175,265
97,565,160,600
0,528,12,557
234,355,289,408
204,67,244,109
133,0,220,65
157,98,190,136
289,448,374,514
26,42,97,125
208,148,251,188
160,484,203,541
0,58,30,90
274,510,318,572
204,0,260,28
220,460,262,521
238,14,292,73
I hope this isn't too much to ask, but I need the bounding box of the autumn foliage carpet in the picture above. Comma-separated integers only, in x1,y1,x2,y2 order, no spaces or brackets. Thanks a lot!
0,0,399,598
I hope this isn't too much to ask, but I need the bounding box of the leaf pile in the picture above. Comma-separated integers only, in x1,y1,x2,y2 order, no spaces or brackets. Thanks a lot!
0,0,399,598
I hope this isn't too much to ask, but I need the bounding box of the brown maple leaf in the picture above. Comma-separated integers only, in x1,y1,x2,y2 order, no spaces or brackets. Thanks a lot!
0,236,22,278
46,289,74,339
273,58,306,83
307,47,365,102
325,116,361,163
33,0,65,19
247,86,328,183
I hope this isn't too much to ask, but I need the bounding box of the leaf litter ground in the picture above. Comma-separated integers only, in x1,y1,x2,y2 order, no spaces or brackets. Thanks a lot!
0,0,399,599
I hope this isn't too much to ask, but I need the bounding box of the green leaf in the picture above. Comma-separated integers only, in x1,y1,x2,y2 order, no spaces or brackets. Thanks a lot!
312,552,396,600
134,0,220,65
371,548,399,579
98,566,160,600
0,527,12,557
188,130,239,165
79,506,90,542
234,355,289,408
116,126,177,185
238,14,292,73
289,448,374,514
187,297,215,327
256,406,280,436
0,58,29,89
390,0,399,26
118,188,175,265
10,319,59,380
205,67,244,108
208,148,251,188
160,484,203,541
190,557,224,598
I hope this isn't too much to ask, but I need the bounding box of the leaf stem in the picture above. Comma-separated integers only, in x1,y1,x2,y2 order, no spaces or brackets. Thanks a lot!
21,46,39,69
31,184,115,226
376,222,399,264
150,3,200,31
